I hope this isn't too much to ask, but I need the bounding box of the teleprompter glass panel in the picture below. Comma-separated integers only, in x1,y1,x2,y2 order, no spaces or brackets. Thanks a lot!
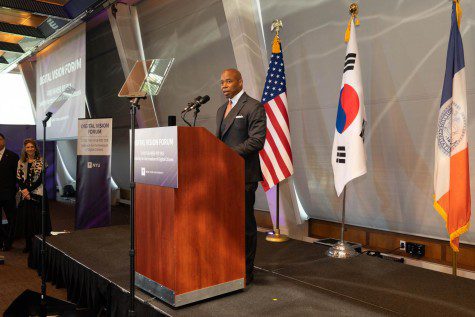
46,86,76,115
118,59,174,98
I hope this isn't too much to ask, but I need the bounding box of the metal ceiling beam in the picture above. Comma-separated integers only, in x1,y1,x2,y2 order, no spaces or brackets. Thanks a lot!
0,0,112,73
0,21,45,38
0,40,23,53
0,0,71,20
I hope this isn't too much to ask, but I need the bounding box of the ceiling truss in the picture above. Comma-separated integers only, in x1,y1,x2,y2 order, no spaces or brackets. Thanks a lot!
0,0,70,20
0,0,112,72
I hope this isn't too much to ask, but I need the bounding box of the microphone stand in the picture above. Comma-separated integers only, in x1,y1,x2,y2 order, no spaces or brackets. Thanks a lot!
181,96,208,127
192,107,200,127
40,112,52,315
4,89,77,315
128,96,145,317
181,106,193,127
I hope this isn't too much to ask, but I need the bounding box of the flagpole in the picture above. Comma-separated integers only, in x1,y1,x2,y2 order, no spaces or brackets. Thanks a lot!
326,2,360,259
266,183,289,242
435,0,469,276
265,18,289,243
340,186,347,243
452,252,458,276
326,185,357,258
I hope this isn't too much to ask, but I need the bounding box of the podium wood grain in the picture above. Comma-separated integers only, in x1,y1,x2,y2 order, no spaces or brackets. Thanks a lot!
135,127,245,295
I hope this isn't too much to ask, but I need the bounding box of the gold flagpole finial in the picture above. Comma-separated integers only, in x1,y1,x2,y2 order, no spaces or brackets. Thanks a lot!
350,2,360,25
271,19,283,35
349,3,359,16
345,3,360,43
271,19,283,54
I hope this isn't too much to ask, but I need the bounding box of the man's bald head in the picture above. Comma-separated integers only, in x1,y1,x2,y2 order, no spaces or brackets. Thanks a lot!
222,68,242,80
220,68,243,99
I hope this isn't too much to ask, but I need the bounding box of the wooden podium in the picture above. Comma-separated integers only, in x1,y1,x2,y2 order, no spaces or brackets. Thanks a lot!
134,127,245,307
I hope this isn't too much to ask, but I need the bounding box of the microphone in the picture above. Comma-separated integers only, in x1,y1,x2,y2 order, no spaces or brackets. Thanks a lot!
189,95,210,111
182,96,202,112
181,95,210,127
182,95,210,113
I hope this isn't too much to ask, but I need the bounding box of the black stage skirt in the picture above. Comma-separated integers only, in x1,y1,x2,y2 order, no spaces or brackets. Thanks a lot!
15,194,52,238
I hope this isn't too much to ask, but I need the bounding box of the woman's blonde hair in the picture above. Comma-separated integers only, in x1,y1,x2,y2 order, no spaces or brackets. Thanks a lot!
20,138,41,162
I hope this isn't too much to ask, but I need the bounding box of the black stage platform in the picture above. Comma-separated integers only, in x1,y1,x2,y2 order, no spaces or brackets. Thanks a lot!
29,226,475,316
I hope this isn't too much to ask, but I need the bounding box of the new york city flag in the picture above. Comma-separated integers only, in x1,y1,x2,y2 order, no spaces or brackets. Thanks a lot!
434,0,471,252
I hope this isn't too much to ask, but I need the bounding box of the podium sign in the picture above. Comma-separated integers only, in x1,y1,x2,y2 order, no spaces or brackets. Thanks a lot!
134,127,178,188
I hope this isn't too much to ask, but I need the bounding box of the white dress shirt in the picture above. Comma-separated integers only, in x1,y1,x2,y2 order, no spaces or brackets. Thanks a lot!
229,90,244,109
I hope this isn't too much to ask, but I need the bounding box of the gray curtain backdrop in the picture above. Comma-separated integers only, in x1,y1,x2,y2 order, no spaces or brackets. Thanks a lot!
257,0,475,244
134,0,475,244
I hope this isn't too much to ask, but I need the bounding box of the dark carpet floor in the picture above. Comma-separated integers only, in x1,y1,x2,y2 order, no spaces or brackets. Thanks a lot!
29,225,475,316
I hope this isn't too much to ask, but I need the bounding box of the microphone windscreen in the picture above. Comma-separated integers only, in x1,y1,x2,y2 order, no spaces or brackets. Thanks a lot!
200,95,210,104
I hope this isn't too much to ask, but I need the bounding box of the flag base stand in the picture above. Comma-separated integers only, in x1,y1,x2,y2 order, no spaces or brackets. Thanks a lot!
326,241,358,259
266,229,289,243
266,183,289,243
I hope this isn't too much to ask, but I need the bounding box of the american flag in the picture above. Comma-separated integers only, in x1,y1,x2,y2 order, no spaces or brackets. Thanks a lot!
259,34,293,192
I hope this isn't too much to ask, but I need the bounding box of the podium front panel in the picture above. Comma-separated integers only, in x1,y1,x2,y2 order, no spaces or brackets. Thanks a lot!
135,127,245,306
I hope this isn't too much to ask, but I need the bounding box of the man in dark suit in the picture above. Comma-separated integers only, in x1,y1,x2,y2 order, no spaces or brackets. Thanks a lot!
216,69,266,284
0,133,19,251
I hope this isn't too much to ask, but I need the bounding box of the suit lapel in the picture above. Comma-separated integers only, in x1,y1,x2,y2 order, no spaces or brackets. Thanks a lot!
222,93,247,137
216,103,227,138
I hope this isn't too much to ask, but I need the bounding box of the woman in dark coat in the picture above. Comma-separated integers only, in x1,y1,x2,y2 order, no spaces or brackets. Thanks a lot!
16,138,51,252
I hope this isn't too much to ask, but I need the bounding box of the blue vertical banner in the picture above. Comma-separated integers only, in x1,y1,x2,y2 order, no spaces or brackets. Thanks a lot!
75,118,113,229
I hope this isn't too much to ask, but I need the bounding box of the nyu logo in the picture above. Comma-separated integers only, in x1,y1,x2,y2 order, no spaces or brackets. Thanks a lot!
141,167,146,176
87,162,101,169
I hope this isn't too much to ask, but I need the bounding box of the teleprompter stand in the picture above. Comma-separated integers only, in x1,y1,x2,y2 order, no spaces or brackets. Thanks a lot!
118,58,174,315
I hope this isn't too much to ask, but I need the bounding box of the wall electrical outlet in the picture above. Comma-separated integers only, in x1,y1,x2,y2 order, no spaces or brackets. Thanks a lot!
399,240,406,250
406,242,425,257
